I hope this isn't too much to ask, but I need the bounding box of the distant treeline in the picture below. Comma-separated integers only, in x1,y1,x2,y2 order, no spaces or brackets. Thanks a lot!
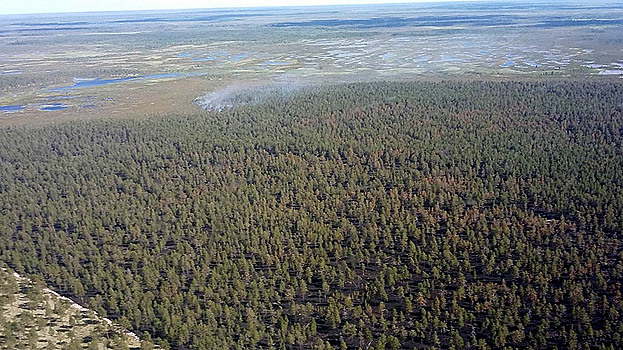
1,80,622,349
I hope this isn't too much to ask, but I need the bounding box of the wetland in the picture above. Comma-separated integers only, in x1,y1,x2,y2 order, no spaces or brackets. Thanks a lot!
1,1,622,124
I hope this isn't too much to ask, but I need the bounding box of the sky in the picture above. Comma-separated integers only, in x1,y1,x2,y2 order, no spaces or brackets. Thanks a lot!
1,0,480,15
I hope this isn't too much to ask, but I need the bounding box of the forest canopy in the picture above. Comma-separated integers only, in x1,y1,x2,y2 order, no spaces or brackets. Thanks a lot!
1,80,622,349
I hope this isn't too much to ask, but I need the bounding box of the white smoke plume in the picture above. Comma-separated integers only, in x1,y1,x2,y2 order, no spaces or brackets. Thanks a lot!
194,80,313,111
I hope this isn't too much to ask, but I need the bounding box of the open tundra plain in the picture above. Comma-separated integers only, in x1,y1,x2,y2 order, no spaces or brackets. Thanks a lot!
1,1,623,125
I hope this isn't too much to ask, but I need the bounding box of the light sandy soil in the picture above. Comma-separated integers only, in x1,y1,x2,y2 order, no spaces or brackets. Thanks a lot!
0,268,152,349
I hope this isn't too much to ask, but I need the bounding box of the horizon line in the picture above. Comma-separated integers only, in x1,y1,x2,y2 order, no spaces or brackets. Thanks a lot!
0,0,611,17
0,0,496,16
